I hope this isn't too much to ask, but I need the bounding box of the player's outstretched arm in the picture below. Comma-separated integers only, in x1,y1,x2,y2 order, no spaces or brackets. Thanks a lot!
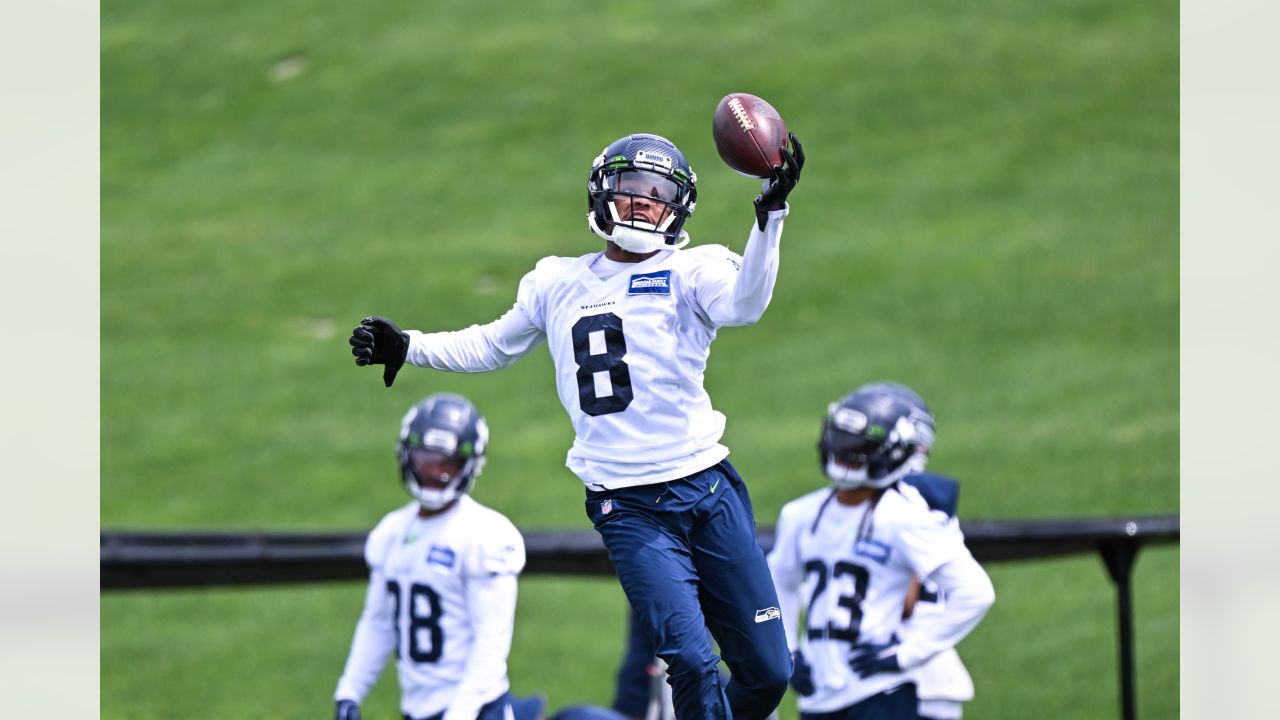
353,271,547,381
753,132,805,230
349,316,410,387
694,133,806,328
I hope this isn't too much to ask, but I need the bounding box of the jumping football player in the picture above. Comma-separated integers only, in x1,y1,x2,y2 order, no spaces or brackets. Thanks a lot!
348,132,804,719
767,382,994,720
333,393,526,720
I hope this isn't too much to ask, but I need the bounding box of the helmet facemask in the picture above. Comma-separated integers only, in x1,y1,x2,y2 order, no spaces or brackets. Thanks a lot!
396,399,488,511
400,446,483,510
586,136,697,254
819,406,933,490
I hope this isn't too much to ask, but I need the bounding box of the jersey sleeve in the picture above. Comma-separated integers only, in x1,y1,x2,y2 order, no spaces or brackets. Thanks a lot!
445,515,525,720
767,499,808,652
462,513,527,579
334,526,400,704
894,553,995,670
405,268,546,372
689,207,787,328
891,499,969,581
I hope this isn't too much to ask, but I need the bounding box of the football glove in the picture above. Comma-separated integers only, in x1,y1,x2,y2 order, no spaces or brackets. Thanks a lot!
790,650,816,697
754,131,805,229
848,639,903,678
333,699,362,720
349,315,409,388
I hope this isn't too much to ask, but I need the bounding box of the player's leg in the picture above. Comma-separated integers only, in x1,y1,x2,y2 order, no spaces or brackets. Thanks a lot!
586,490,732,720
688,461,791,719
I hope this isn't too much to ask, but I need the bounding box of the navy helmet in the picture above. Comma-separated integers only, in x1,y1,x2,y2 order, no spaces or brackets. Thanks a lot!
818,382,936,490
586,133,697,254
397,393,488,509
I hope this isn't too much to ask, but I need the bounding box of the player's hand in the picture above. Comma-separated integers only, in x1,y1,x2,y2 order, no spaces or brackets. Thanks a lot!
790,650,816,697
848,639,903,678
349,315,410,387
754,131,805,229
333,699,362,720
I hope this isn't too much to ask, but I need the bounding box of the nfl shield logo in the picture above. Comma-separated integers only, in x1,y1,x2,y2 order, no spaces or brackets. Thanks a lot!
601,499,613,515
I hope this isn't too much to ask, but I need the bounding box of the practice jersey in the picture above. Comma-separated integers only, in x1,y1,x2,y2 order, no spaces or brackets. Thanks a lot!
334,496,526,718
405,208,787,489
767,483,978,713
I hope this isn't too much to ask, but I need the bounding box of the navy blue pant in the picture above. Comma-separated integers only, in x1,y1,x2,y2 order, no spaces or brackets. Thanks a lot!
412,691,510,720
800,683,919,720
586,460,791,720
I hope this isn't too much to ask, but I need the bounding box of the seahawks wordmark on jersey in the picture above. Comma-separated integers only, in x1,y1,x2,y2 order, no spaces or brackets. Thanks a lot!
767,483,973,714
335,496,526,718
405,209,787,489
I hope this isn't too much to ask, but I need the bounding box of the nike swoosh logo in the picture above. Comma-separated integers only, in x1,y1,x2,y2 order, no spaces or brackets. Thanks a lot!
404,534,420,545
710,478,720,494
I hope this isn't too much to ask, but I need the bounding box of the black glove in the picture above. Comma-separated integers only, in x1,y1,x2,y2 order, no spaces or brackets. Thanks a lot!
349,315,409,388
754,131,805,230
790,649,816,697
333,699,362,720
848,639,903,678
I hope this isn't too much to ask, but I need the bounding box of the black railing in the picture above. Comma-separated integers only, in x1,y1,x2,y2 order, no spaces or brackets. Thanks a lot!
101,515,1178,720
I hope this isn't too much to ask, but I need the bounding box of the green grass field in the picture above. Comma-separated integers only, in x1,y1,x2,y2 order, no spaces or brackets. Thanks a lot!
101,0,1178,717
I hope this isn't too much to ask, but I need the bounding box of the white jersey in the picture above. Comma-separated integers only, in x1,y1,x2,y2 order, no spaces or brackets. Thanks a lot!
767,484,993,714
334,496,526,720
405,208,788,489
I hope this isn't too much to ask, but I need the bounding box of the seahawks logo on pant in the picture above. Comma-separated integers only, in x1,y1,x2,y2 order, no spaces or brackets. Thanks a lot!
755,606,781,623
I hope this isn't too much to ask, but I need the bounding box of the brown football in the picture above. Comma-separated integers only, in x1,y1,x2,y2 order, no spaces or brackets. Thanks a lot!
712,93,788,179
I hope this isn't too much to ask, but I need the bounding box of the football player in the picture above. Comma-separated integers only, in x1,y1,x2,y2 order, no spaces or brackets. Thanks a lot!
333,394,526,720
348,132,804,719
767,383,994,720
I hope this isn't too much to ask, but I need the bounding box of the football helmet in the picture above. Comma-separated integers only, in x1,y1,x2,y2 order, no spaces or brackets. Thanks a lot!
857,381,935,473
396,393,489,510
818,383,937,490
586,133,697,254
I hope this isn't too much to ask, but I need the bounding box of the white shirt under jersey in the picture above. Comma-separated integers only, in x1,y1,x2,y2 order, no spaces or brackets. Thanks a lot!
767,484,994,714
334,496,526,720
404,207,788,490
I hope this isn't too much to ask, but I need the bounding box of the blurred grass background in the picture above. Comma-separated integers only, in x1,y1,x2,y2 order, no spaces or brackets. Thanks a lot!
101,0,1178,717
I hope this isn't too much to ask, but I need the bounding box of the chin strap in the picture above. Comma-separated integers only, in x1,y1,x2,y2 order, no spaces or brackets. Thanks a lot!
825,457,909,491
587,211,688,253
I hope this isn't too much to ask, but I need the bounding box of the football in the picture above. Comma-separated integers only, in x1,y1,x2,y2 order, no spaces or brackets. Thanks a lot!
712,92,788,179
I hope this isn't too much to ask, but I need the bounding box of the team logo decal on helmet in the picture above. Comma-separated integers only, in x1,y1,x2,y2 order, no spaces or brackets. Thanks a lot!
397,393,489,510
586,133,697,254
818,382,937,490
